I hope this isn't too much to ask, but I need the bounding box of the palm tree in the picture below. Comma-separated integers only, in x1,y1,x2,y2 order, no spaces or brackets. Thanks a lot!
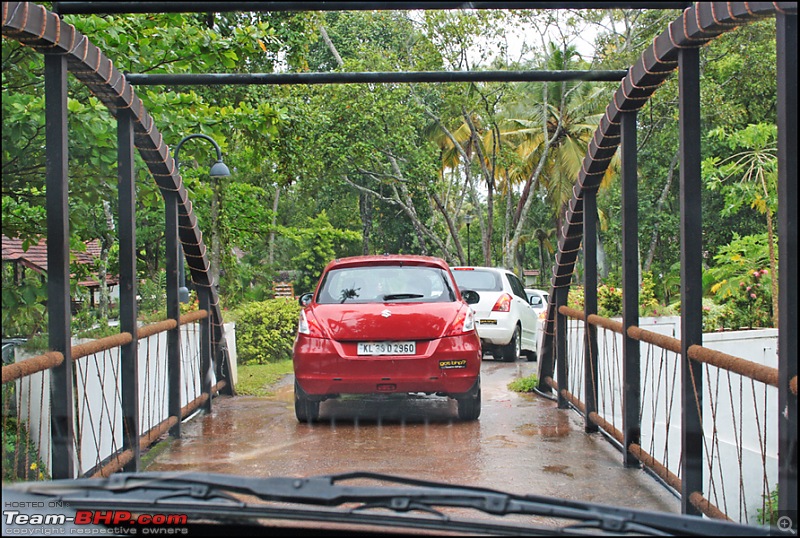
500,42,608,272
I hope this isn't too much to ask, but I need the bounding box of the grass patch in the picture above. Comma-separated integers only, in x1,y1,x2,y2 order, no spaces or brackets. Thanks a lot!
235,360,293,397
508,373,539,393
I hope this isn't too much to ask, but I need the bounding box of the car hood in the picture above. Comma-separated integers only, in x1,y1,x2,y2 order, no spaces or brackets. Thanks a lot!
310,303,459,341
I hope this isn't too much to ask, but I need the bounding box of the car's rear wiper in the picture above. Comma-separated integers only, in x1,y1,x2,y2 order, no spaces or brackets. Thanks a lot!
382,293,424,300
5,471,774,536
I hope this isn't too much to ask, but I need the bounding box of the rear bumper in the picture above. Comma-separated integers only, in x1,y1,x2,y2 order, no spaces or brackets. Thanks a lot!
474,316,516,345
293,333,481,397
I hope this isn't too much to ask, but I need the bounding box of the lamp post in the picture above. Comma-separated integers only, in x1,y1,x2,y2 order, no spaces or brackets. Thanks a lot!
465,214,473,266
173,134,231,302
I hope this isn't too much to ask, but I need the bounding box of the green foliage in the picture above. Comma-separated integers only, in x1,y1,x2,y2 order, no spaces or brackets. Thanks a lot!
567,286,585,310
701,298,735,333
137,271,168,320
2,383,49,482
288,211,361,294
72,304,121,340
566,277,677,319
508,373,540,393
597,283,623,318
707,233,774,328
757,488,779,526
233,299,301,365
1,269,47,339
703,123,777,218
234,360,293,397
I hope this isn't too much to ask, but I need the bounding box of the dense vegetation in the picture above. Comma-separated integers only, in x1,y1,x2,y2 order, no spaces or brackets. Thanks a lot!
2,5,780,339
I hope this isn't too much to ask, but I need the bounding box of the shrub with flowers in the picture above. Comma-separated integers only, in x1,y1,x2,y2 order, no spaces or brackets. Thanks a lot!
597,283,623,317
567,285,585,310
730,268,772,329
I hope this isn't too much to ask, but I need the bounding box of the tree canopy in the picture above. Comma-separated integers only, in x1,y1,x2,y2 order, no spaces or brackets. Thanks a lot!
2,4,781,335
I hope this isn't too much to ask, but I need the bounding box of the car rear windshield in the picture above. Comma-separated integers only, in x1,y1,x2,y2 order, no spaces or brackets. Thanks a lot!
316,265,457,304
452,269,503,292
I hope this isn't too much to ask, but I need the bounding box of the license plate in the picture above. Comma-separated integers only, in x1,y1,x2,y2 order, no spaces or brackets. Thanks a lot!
357,341,416,356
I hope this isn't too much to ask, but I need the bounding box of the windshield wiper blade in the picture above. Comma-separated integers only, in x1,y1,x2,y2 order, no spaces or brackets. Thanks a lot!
8,471,772,536
382,293,424,300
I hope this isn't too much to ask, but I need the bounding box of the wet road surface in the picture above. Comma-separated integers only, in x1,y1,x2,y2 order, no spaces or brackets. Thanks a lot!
144,358,679,514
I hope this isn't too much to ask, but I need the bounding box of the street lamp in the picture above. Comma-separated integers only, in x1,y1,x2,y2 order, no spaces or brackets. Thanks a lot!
464,214,473,266
173,134,231,302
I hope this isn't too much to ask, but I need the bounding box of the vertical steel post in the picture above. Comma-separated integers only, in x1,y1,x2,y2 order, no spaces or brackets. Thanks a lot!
679,46,703,516
44,53,74,479
117,109,140,471
621,111,641,468
555,285,569,409
164,190,182,437
583,188,599,433
776,10,798,519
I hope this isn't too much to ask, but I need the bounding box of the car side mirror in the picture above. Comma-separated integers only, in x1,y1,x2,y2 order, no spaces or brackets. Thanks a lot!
298,293,313,307
461,290,480,305
530,297,541,306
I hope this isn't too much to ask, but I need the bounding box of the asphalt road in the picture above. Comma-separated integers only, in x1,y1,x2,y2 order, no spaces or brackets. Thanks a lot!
144,357,679,514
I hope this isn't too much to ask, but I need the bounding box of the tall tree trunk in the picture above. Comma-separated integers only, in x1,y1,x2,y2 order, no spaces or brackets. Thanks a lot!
643,150,679,273
98,200,115,319
269,185,280,265
463,110,494,266
319,25,344,68
359,192,372,255
760,175,778,327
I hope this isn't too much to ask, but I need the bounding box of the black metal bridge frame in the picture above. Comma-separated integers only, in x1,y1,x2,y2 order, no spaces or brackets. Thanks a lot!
2,1,796,520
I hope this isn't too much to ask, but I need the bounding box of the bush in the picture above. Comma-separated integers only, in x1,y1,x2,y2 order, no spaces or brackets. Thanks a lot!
597,283,623,317
567,286,585,310
508,373,539,393
757,488,779,526
233,299,301,364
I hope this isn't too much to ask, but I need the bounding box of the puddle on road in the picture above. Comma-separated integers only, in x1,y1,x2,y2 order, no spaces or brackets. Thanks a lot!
515,422,571,440
274,383,294,403
542,464,574,478
484,434,518,448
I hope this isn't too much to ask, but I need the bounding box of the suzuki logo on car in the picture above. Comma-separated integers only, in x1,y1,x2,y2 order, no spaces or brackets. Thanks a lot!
381,309,392,318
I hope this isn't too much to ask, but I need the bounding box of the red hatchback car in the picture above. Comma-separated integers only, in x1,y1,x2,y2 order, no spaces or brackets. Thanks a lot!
292,255,482,423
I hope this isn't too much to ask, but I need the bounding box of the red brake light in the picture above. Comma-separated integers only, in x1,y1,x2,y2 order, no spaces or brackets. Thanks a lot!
492,293,512,312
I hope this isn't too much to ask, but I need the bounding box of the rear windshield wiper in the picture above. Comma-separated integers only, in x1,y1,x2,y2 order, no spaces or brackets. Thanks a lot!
4,471,775,536
382,293,424,300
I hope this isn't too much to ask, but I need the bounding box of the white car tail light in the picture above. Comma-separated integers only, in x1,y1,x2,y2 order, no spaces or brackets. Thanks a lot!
492,293,512,312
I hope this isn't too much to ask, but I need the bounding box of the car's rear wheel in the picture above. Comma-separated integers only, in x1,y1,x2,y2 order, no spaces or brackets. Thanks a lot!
294,381,320,423
500,325,521,362
456,379,481,421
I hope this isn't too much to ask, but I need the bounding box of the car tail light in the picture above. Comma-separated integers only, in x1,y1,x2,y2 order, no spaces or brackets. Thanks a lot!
297,310,326,338
492,293,512,312
447,307,476,336
538,311,547,320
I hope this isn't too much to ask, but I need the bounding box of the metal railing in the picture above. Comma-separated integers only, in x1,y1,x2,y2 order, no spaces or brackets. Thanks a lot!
546,306,793,524
2,310,227,480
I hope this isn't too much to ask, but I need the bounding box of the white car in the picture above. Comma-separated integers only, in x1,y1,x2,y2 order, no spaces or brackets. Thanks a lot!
525,289,550,360
452,267,538,362
525,288,550,322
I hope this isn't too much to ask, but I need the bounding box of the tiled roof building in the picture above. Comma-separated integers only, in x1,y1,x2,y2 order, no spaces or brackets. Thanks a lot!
2,235,116,288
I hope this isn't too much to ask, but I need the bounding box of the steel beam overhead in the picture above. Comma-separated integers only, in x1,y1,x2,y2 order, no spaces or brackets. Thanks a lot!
126,70,628,86
53,2,692,15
